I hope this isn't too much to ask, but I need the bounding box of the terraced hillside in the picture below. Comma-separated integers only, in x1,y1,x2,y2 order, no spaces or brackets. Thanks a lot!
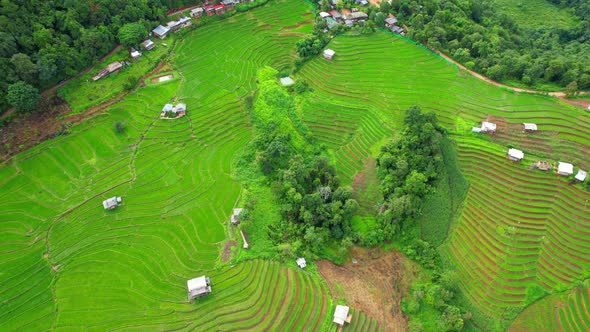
0,1,337,330
509,280,590,331
297,33,590,326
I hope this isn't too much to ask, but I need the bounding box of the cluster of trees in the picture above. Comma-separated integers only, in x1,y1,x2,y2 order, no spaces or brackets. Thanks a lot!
246,67,358,259
0,0,197,113
383,0,590,90
375,106,444,240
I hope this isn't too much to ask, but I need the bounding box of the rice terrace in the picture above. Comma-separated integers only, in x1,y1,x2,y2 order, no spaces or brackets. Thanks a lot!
1,0,589,331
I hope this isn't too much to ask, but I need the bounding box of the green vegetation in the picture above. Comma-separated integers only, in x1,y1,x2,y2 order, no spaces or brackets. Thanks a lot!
6,81,40,112
0,0,202,112
2,0,590,331
57,42,170,113
388,0,590,90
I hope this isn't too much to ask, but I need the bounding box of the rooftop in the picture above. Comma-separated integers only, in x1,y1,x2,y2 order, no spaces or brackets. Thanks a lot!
508,148,524,160
558,162,574,175
575,169,587,182
187,276,208,291
280,77,295,86
523,123,538,131
296,257,306,268
333,305,349,325
324,49,335,57
153,25,170,36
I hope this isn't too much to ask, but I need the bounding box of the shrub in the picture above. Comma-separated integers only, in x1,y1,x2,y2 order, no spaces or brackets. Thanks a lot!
113,121,126,134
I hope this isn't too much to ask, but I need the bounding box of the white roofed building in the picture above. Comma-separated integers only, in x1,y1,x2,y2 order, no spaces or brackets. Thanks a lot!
507,148,524,161
558,162,574,176
231,208,243,224
187,276,212,300
102,196,122,210
152,25,170,39
319,12,331,18
481,121,497,133
333,305,351,326
522,123,538,131
280,77,295,86
575,169,587,182
323,49,335,60
296,257,306,268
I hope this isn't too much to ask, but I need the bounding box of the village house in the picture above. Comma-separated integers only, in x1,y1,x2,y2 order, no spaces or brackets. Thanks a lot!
333,305,352,326
161,103,186,118
213,4,226,15
575,169,587,182
355,0,368,6
389,24,405,35
325,17,338,30
190,7,204,18
346,12,368,21
152,25,170,39
102,196,122,210
130,48,142,60
296,257,307,269
204,5,216,16
221,0,239,10
522,123,538,132
187,276,212,300
344,19,354,28
507,148,524,162
330,10,343,22
280,77,295,86
557,162,574,176
384,17,398,28
472,121,497,134
92,61,123,81
231,208,243,225
323,49,335,60
319,11,331,18
141,39,155,51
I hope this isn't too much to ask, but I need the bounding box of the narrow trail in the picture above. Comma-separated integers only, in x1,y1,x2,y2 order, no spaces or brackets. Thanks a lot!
434,49,590,109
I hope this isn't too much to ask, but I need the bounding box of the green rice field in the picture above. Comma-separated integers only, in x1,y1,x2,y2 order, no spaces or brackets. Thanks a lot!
1,0,590,330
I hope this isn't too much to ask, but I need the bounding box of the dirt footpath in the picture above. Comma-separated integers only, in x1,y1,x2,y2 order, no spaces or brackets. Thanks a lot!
317,246,418,332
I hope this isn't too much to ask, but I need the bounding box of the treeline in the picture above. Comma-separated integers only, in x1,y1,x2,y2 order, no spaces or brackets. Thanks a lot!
375,106,444,241
243,67,358,260
0,0,197,113
375,107,471,331
386,0,590,90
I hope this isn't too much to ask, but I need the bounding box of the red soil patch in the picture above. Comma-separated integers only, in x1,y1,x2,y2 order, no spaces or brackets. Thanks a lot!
221,240,237,262
317,246,418,332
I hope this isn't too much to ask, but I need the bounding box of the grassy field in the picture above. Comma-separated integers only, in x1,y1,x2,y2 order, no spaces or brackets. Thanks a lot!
297,32,590,329
494,0,579,30
2,0,590,330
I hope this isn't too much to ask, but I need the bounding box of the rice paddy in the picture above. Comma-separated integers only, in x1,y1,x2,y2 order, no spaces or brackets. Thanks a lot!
2,0,590,330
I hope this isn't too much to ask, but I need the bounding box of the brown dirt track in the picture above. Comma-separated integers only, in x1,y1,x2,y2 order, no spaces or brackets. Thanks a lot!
317,246,418,332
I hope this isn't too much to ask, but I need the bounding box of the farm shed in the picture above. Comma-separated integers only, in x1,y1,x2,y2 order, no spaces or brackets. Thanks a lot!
92,61,123,81
231,208,243,224
130,49,142,60
333,305,351,326
522,123,537,132
172,103,186,114
558,162,574,176
471,127,482,133
280,77,295,86
190,7,204,17
141,39,155,51
152,25,170,39
296,257,306,269
575,169,587,182
480,121,496,133
102,196,122,210
187,276,212,300
507,148,524,161
323,49,335,60
162,104,173,112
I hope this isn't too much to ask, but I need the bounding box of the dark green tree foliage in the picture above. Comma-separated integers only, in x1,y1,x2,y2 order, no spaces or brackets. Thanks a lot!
387,0,590,89
376,106,443,239
248,67,358,257
0,0,196,112
7,81,39,112
118,22,148,48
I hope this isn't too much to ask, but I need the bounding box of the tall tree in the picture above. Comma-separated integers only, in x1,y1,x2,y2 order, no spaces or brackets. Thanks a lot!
7,81,40,112
117,22,147,48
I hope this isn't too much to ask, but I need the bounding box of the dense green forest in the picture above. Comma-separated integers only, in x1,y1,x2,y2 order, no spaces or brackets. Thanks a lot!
391,0,590,90
0,0,196,113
